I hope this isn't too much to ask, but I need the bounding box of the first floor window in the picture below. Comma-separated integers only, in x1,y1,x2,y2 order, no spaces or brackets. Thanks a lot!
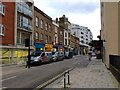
36,17,39,27
60,31,62,35
0,24,5,36
40,33,43,40
65,39,67,45
35,32,39,40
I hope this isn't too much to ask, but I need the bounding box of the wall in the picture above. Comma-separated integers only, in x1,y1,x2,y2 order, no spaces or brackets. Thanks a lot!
102,2,119,68
1,2,15,45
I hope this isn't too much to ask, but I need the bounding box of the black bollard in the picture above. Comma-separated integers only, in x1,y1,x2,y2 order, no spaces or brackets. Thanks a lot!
64,72,66,88
68,70,70,85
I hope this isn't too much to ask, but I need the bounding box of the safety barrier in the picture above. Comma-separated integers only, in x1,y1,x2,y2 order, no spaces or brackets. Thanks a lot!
109,55,120,82
63,70,70,88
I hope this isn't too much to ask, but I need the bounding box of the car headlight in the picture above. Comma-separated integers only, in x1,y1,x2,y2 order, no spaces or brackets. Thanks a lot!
34,57,39,61
34,59,39,61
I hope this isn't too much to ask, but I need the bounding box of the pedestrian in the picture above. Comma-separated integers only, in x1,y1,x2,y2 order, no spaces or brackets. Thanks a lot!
26,55,31,69
88,48,92,61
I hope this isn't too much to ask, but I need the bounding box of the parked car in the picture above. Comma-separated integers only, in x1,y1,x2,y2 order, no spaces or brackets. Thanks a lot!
40,52,52,63
29,51,42,65
28,51,52,65
64,51,73,59
52,52,58,62
58,52,64,60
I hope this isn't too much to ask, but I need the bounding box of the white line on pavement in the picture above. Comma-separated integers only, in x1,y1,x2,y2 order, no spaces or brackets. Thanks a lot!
1,76,16,82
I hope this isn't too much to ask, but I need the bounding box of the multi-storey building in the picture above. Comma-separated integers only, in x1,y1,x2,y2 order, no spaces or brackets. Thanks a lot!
70,34,80,55
52,20,64,52
52,21,59,46
58,15,71,51
100,1,120,82
71,24,93,54
0,1,34,64
34,6,53,51
101,2,120,66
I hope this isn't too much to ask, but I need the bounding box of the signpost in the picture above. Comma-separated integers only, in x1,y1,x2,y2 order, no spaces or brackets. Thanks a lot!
25,38,31,68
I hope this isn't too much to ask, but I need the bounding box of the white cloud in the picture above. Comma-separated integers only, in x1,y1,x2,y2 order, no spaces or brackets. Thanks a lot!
34,0,101,40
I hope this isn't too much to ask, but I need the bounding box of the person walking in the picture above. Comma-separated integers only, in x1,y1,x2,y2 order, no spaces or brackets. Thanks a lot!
88,48,92,61
26,55,31,69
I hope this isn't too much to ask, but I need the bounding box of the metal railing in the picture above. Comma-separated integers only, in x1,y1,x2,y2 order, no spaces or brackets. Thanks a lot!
17,3,33,18
109,55,120,82
63,70,70,88
109,55,120,71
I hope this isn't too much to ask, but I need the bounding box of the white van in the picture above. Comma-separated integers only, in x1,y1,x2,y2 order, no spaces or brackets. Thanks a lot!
40,52,52,63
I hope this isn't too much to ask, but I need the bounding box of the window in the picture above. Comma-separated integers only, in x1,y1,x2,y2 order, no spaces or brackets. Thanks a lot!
81,32,84,34
49,36,51,42
0,24,5,36
65,32,67,37
35,32,39,40
65,39,67,45
81,40,84,44
40,33,43,40
40,19,43,29
49,24,51,32
60,31,62,35
45,35,48,43
0,3,5,15
55,27,57,33
54,36,56,43
69,40,70,44
45,22,48,30
81,36,83,38
36,17,39,27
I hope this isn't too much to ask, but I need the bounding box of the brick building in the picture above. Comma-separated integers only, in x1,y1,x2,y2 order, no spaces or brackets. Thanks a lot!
70,34,80,55
34,6,53,51
58,15,71,52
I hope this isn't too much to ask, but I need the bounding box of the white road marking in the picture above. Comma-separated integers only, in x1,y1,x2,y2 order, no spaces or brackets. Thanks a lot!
0,87,7,89
1,76,16,82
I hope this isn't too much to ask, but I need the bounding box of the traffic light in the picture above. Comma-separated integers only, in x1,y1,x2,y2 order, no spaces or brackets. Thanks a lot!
25,38,30,47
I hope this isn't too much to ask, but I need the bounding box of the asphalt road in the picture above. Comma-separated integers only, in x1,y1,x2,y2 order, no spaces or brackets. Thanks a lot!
1,55,89,89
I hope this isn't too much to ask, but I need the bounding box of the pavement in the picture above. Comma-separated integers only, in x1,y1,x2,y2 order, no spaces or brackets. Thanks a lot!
45,57,120,89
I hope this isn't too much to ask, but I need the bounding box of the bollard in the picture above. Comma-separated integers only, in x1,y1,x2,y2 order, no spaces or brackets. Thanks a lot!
67,70,70,85
64,72,66,88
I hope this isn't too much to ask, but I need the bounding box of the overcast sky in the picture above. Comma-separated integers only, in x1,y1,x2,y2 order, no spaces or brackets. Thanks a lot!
34,0,101,40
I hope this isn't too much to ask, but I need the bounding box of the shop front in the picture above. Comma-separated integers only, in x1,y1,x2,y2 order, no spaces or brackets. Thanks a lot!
34,42,45,52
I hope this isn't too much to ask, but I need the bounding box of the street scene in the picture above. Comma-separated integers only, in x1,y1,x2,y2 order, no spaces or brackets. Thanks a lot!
0,0,120,89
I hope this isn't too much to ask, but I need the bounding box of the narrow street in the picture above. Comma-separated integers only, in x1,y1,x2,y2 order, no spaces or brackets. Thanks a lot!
2,55,90,89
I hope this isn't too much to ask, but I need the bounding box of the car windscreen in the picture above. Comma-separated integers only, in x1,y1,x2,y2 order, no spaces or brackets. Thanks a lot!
31,52,41,57
52,52,55,55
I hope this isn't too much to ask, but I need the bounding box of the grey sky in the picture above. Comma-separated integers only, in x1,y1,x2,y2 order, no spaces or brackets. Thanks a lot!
48,1,99,14
34,0,101,40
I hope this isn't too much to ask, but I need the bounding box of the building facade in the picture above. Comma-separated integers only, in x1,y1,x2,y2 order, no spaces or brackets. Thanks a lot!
34,6,53,51
71,24,93,54
70,34,80,55
59,15,71,51
52,21,59,46
100,1,120,68
0,1,34,64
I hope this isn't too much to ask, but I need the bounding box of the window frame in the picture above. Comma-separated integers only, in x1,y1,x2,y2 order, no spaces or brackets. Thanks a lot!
45,22,48,31
0,2,5,15
35,32,39,40
36,17,39,27
40,33,43,40
40,19,43,29
0,24,5,36
49,24,51,32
